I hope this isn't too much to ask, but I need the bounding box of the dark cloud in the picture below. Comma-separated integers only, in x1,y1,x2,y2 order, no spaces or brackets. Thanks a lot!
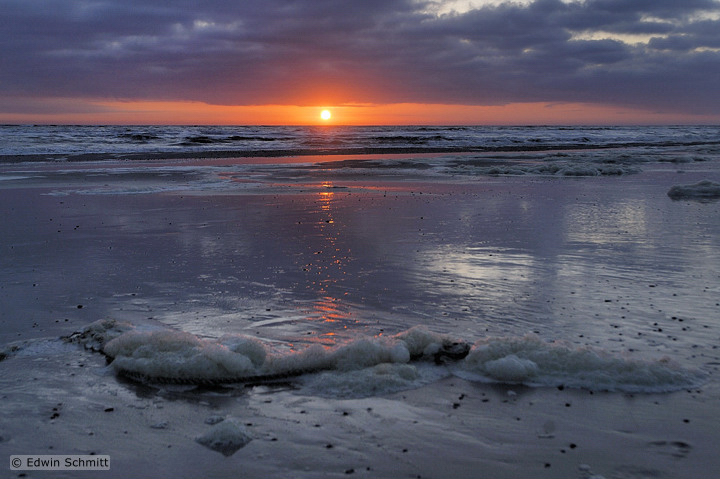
1,0,719,114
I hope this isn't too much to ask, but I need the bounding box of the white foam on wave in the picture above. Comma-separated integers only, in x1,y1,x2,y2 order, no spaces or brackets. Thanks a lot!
459,335,706,393
66,320,706,396
0,175,33,181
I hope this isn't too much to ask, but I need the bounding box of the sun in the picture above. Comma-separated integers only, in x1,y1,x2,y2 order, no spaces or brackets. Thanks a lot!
320,109,332,121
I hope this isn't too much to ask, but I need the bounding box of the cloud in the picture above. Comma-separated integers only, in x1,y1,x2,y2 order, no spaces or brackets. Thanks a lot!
1,0,719,115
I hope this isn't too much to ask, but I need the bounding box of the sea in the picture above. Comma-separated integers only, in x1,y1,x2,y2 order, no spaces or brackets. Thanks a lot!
1,124,719,161
1,124,719,396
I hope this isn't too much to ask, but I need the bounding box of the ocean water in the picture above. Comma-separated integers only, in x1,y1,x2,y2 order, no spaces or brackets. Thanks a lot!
1,124,719,398
2,124,719,159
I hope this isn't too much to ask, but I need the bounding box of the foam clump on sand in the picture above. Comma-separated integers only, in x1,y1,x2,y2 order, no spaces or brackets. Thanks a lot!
101,325,457,384
195,418,252,456
394,326,450,357
461,335,705,392
104,330,260,382
71,321,704,394
667,180,720,200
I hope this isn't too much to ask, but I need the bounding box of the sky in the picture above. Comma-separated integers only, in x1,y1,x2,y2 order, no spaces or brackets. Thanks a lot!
1,0,719,125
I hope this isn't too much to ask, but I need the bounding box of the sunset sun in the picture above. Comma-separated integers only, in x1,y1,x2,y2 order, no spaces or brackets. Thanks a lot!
320,109,332,121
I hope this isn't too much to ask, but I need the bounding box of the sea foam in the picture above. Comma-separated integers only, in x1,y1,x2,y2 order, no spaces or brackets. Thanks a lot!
460,335,705,392
99,323,460,385
464,162,641,177
195,418,252,456
68,320,705,395
667,180,720,200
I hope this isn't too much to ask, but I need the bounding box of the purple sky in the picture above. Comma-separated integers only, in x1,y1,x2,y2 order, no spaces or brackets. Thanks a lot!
1,0,719,121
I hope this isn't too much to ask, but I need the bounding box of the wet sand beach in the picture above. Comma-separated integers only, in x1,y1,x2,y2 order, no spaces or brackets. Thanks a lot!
1,152,719,478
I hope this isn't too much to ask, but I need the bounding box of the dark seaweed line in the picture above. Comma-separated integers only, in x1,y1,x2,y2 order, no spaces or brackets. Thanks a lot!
117,368,315,387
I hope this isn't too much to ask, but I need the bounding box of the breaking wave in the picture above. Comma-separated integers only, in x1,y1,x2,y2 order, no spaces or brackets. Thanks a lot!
3,125,720,161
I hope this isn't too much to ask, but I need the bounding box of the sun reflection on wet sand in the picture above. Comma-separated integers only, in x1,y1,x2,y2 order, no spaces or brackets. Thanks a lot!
292,183,361,346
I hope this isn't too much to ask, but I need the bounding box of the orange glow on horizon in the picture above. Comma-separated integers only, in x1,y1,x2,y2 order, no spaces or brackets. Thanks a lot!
2,98,719,125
